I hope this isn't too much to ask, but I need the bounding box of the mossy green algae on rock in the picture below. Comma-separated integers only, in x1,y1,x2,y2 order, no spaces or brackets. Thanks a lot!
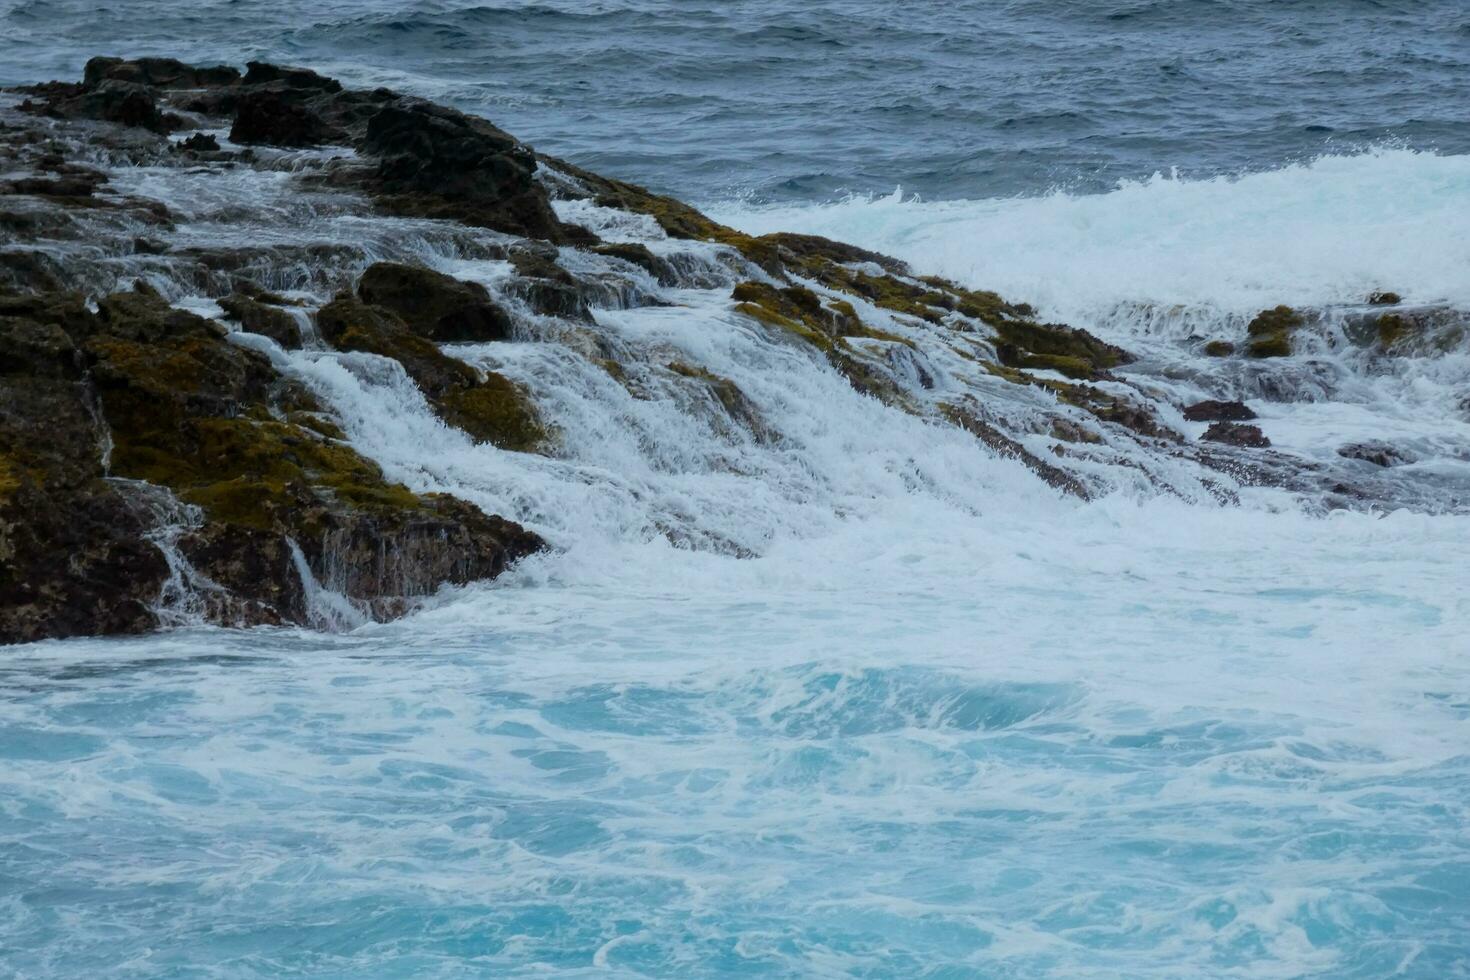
1246,305,1303,358
0,286,542,642
316,294,550,453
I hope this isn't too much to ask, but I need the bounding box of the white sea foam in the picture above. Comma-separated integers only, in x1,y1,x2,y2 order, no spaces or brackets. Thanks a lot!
708,148,1470,324
710,149,1470,504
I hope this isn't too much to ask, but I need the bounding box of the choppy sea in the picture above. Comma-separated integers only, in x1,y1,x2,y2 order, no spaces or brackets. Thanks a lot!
2,2,1468,976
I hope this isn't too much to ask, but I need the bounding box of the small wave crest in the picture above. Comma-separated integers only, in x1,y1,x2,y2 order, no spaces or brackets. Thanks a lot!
709,147,1470,324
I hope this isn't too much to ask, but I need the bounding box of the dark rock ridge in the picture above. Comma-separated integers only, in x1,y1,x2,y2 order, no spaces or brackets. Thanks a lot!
218,290,304,348
15,55,585,243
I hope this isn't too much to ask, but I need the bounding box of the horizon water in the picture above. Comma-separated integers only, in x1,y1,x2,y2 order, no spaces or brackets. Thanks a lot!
2,2,1469,977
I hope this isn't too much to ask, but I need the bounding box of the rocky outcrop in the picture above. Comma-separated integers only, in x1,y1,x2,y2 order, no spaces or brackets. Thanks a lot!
0,286,541,644
506,245,594,320
218,291,304,348
230,88,346,147
591,242,678,286
364,101,577,242
356,262,514,342
1202,422,1271,448
14,54,585,243
18,78,172,133
0,291,171,642
1246,305,1303,359
84,56,240,90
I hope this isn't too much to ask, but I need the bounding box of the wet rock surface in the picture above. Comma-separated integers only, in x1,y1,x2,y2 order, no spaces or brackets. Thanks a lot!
1245,305,1303,359
364,100,575,241
315,295,548,451
1202,422,1272,448
357,262,514,342
0,292,171,643
1,281,542,643
1183,400,1257,422
218,292,304,348
230,89,345,147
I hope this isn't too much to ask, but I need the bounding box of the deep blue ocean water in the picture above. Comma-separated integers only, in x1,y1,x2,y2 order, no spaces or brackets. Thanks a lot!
4,0,1470,201
3,3,1470,978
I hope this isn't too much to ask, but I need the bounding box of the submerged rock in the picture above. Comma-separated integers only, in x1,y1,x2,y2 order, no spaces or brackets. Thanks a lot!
1202,422,1271,448
1338,441,1413,468
943,403,1091,500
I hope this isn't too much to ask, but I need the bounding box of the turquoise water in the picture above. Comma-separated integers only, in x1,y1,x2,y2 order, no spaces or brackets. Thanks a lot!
4,504,1468,977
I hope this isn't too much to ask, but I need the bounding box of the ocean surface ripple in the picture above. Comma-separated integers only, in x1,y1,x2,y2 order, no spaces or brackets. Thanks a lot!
3,0,1470,202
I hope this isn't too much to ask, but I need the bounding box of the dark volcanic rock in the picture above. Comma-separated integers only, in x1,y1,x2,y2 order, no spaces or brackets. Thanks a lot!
1202,422,1271,448
0,291,169,643
230,89,343,147
6,172,108,198
0,285,542,644
363,100,570,242
84,56,240,89
177,132,221,153
0,249,66,292
218,292,304,348
23,78,170,133
506,246,593,321
241,61,341,92
591,242,678,286
317,295,548,451
356,262,514,342
1182,399,1257,422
